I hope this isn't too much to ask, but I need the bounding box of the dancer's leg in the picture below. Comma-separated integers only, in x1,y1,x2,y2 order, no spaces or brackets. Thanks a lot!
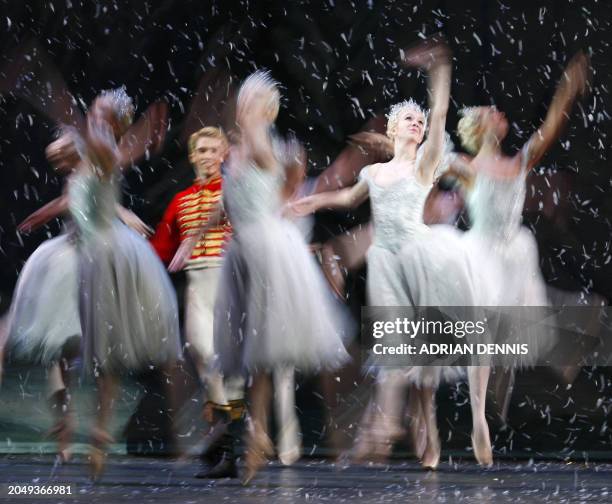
274,366,301,465
406,384,427,459
90,373,118,481
417,381,440,470
467,366,493,466
243,372,273,485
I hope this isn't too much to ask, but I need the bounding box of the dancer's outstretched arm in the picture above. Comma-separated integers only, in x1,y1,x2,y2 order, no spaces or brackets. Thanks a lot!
402,39,452,184
17,194,69,233
525,52,589,170
289,178,369,217
115,205,154,237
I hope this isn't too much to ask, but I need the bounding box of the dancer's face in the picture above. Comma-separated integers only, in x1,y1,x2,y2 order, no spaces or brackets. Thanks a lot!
393,107,426,144
190,136,226,179
481,106,508,140
45,134,80,174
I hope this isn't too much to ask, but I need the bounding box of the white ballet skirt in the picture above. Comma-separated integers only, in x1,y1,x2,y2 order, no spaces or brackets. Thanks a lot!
464,161,548,307
214,163,350,375
462,147,553,366
5,230,81,364
360,167,475,387
68,169,181,373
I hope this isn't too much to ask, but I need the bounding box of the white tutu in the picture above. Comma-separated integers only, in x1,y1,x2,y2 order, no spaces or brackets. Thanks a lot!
70,171,181,373
359,165,471,387
6,233,80,364
215,165,350,375
462,159,554,367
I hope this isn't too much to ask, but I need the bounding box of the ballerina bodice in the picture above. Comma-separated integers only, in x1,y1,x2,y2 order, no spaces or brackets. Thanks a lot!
359,166,431,252
467,158,528,243
223,164,282,228
68,168,120,237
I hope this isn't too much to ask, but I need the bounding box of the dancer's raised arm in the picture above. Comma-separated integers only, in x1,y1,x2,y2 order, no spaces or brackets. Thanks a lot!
524,51,589,170
402,40,452,184
236,71,281,172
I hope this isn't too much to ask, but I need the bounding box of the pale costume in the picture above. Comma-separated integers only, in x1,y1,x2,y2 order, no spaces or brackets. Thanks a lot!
6,231,80,365
214,161,350,374
69,168,181,373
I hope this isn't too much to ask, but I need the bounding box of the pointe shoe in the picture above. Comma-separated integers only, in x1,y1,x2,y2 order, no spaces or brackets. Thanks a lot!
89,428,115,482
278,445,301,466
277,421,302,466
89,446,106,482
420,437,441,470
241,430,274,485
472,422,493,467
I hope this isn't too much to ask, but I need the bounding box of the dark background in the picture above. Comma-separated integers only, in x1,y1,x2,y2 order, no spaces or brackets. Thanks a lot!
1,0,612,457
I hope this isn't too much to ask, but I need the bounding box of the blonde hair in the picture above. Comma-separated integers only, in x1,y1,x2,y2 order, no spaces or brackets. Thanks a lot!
386,99,428,139
188,126,229,156
237,70,281,121
457,107,484,155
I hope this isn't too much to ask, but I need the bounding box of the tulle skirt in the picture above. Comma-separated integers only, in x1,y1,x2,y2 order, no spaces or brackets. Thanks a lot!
462,226,553,367
214,215,351,375
394,226,485,387
78,220,181,373
6,234,81,364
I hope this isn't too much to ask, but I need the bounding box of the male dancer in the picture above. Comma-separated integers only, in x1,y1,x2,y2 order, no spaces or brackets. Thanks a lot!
151,126,243,478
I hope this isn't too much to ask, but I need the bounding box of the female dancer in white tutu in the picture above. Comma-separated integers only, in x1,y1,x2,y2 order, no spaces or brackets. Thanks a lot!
1,129,152,462
213,71,349,484
451,52,589,417
290,39,489,470
66,88,181,478
455,52,589,307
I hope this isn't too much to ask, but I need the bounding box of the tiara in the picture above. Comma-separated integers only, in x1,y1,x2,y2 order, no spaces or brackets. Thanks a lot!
387,98,429,125
98,85,135,125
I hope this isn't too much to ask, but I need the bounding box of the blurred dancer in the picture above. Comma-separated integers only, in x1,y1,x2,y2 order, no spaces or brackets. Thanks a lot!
168,133,310,476
67,88,181,479
213,71,349,484
1,130,151,462
453,52,590,421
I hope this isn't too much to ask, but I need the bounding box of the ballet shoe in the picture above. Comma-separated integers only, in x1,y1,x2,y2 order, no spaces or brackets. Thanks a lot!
471,422,493,467
241,430,273,485
88,428,115,482
89,446,106,482
278,445,301,466
277,421,302,466
420,437,441,470
351,422,404,464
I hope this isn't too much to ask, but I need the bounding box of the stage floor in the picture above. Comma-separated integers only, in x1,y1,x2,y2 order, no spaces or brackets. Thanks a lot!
0,455,610,503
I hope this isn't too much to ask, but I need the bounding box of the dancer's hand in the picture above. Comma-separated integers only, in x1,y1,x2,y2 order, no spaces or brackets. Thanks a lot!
168,236,197,272
236,73,278,128
285,196,319,217
401,37,451,70
563,51,590,97
116,206,154,237
348,132,394,160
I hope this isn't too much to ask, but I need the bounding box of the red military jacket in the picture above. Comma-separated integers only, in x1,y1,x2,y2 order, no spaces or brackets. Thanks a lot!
151,174,232,269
